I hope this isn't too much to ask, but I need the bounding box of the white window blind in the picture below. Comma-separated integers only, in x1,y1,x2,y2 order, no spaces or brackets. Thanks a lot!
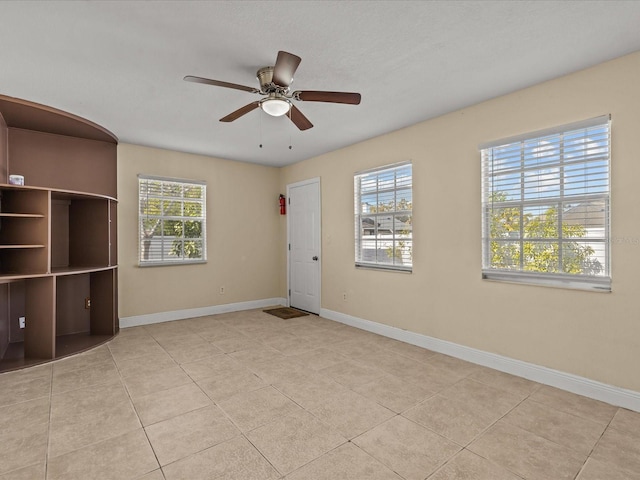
354,162,412,272
138,175,206,266
481,116,610,291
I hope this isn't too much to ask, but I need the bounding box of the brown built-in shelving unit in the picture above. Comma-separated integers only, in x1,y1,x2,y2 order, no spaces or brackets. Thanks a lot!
0,95,118,372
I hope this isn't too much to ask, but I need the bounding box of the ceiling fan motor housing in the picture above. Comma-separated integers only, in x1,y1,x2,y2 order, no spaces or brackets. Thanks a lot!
257,66,288,94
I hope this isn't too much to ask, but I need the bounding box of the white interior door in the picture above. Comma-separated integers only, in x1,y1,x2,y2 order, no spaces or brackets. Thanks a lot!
288,178,321,314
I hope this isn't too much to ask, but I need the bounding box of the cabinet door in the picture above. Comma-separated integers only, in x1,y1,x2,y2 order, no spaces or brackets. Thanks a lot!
90,269,116,336
25,276,55,359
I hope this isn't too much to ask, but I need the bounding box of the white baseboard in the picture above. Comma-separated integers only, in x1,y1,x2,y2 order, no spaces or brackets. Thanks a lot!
320,308,640,413
119,297,287,328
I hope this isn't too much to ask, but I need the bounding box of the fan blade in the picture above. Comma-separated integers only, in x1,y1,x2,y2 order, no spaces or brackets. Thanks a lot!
184,75,259,94
220,101,260,122
272,51,301,87
294,90,361,105
288,105,313,131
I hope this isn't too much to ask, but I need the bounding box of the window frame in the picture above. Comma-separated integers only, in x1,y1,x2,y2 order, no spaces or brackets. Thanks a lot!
354,161,413,273
480,116,611,291
138,174,207,267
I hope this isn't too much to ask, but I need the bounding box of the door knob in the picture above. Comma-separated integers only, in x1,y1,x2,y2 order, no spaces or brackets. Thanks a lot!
312,256,318,261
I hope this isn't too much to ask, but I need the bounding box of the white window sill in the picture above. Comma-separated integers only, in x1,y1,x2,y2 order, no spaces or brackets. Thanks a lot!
482,271,611,292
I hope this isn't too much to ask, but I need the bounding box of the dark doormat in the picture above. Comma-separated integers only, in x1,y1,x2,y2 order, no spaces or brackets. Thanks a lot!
263,307,309,319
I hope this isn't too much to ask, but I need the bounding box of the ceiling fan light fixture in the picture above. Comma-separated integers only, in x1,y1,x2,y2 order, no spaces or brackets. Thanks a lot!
260,97,291,117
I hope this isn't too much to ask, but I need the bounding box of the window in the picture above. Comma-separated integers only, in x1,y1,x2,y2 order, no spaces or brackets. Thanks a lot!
480,116,610,291
354,162,412,271
138,175,206,265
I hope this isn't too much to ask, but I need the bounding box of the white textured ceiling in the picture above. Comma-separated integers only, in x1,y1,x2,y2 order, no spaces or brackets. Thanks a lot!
1,1,640,167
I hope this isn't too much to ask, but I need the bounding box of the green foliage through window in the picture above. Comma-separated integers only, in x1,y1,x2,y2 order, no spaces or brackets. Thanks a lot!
481,116,610,288
139,177,206,264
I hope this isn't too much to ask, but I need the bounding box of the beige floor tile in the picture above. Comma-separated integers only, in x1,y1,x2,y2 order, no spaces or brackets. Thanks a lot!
145,405,240,466
196,326,244,342
248,357,315,385
162,435,280,480
247,409,346,475
275,374,351,410
385,341,437,364
576,457,635,480
136,470,165,480
153,332,208,346
49,381,141,458
529,385,617,425
327,339,377,359
217,386,301,432
47,429,158,480
403,394,499,445
51,359,120,395
0,420,48,475
0,396,50,430
590,425,640,476
0,365,51,407
114,352,177,377
52,345,113,374
116,325,150,338
428,450,522,480
263,333,317,356
0,463,45,480
108,336,166,363
396,361,469,393
469,366,541,399
137,470,165,480
196,367,266,402
609,407,640,437
353,415,460,480
1,311,638,480
287,347,350,371
211,335,263,353
503,398,606,455
284,443,403,480
161,341,223,364
309,389,396,439
351,373,434,413
356,350,425,377
122,365,193,399
133,382,212,426
180,354,244,382
229,345,286,366
440,378,522,418
0,398,50,474
319,360,387,388
427,353,481,375
143,321,196,339
469,421,586,480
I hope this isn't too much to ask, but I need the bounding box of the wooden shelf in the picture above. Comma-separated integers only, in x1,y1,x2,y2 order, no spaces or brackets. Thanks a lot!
52,265,116,276
0,183,117,202
0,95,118,373
55,333,113,358
0,333,114,372
0,213,44,218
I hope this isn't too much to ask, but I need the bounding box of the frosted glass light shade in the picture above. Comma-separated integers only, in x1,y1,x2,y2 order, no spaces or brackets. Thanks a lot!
261,98,291,117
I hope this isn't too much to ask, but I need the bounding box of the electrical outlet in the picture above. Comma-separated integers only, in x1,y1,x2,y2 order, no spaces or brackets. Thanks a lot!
342,293,347,301
85,297,91,309
219,286,225,294
19,316,25,329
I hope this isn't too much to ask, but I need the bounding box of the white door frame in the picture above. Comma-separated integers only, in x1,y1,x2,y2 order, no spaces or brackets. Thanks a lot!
286,177,321,312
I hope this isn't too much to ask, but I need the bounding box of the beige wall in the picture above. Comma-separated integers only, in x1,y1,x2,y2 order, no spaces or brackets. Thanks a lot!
281,51,640,392
117,143,284,318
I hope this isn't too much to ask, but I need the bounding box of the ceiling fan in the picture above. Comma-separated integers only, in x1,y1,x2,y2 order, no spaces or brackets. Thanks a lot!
184,51,361,131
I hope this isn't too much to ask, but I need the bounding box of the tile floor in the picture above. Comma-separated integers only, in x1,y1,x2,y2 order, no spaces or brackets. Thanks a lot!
0,308,639,479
